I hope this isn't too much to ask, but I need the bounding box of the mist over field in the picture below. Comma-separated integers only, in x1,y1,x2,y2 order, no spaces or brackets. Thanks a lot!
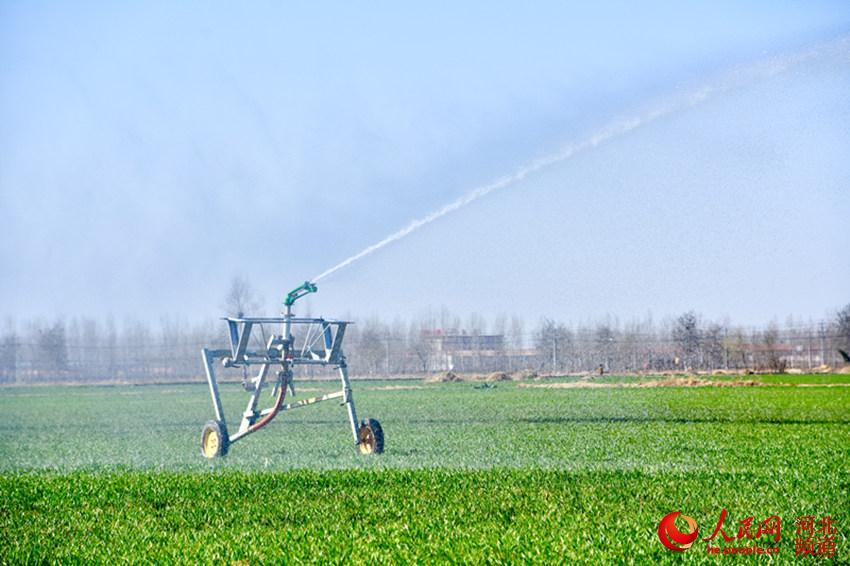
2,2,849,326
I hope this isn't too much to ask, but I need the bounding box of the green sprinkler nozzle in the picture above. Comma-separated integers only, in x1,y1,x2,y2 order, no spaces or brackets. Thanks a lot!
284,281,318,307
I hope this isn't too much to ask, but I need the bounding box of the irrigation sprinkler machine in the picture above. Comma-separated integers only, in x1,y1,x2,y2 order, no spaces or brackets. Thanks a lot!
199,281,384,458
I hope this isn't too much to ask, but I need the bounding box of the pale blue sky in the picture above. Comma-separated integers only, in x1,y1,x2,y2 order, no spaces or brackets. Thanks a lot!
1,2,849,325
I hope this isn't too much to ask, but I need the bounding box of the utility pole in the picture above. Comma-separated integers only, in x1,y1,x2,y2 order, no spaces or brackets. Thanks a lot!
819,321,827,367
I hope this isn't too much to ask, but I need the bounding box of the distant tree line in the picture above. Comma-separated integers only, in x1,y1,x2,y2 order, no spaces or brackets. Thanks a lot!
1,302,848,384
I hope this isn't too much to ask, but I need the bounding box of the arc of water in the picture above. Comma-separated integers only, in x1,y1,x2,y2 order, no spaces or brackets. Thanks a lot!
313,36,847,284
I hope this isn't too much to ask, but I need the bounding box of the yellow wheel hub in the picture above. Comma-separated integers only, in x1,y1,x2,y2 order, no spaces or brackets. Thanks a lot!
358,428,374,454
203,428,220,458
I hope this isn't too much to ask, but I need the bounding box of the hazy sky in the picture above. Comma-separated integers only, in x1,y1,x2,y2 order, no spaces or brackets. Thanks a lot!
2,2,849,326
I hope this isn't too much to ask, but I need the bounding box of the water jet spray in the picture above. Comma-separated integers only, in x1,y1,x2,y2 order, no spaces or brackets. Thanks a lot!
312,36,849,284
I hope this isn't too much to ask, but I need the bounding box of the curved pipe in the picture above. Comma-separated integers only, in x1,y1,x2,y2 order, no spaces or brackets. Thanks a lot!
247,382,286,434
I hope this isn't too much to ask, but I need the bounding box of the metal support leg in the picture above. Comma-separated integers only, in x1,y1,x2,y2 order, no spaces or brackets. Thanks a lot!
339,362,359,443
202,348,226,424
239,362,271,434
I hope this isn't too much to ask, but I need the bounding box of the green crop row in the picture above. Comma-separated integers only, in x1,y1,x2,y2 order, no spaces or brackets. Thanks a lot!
1,468,847,564
1,381,848,472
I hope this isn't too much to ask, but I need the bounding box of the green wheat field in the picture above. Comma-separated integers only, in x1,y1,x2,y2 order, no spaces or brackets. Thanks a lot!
1,376,848,563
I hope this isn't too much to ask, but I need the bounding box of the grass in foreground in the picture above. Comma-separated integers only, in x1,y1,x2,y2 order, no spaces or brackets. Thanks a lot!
2,468,848,564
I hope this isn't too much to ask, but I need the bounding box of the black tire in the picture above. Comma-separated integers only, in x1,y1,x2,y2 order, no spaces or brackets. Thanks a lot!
357,418,384,455
200,420,229,459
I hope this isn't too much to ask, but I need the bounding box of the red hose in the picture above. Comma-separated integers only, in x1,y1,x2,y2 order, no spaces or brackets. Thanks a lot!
247,381,286,433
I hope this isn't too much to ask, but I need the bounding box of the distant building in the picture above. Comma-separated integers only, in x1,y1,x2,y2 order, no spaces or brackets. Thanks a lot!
421,329,536,372
421,329,501,371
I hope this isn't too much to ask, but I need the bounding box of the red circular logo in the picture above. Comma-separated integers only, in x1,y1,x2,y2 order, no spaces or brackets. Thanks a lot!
658,511,699,552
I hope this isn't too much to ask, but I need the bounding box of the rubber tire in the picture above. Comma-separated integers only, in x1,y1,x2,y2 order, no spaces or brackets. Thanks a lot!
357,418,384,455
201,420,229,459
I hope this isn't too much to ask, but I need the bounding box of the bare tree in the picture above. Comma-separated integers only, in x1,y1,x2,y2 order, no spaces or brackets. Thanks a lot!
672,311,700,370
38,320,68,375
620,322,641,372
761,323,784,372
534,318,572,373
0,319,17,383
357,318,385,375
509,316,525,351
703,323,726,370
506,316,525,371
595,324,616,372
223,276,262,317
104,316,118,379
80,318,100,380
726,328,748,370
408,320,431,372
837,304,850,357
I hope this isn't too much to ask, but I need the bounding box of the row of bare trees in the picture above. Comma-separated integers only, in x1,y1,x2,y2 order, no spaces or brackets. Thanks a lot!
531,310,849,374
1,303,848,383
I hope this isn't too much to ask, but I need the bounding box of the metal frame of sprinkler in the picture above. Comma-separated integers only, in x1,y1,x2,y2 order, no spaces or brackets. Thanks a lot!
199,281,384,458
